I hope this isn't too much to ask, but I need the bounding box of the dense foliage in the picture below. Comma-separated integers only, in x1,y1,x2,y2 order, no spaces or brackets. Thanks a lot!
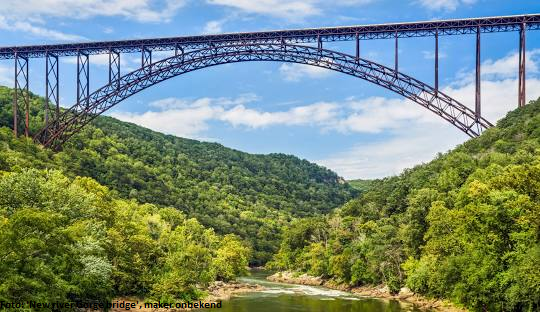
3,84,539,311
0,86,356,264
0,168,250,303
347,179,374,193
269,99,540,311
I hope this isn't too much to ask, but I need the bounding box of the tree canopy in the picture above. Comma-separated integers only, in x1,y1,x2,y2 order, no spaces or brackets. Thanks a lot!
269,99,540,311
0,86,357,265
1,86,539,311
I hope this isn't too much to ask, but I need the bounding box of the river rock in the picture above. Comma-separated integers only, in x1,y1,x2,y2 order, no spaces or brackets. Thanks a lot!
267,271,324,286
398,287,414,299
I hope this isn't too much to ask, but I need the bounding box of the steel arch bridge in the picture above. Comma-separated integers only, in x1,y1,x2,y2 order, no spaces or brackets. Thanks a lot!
1,14,539,148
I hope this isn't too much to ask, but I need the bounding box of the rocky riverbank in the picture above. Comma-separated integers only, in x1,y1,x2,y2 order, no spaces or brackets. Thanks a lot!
110,281,264,311
267,271,466,312
206,280,265,301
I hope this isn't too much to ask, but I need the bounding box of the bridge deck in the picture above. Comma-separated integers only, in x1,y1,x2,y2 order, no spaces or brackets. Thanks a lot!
1,14,539,59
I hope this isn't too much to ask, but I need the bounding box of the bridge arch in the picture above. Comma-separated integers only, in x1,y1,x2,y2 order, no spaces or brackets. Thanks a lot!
36,43,493,148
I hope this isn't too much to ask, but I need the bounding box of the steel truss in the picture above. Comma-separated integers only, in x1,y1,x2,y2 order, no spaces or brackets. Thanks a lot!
35,43,493,149
3,14,537,146
109,49,121,88
45,52,59,130
14,54,29,137
1,15,540,59
519,23,527,107
142,47,152,70
476,26,481,119
77,51,90,107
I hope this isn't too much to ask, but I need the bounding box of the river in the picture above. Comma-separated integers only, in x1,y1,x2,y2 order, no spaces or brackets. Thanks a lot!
196,271,426,312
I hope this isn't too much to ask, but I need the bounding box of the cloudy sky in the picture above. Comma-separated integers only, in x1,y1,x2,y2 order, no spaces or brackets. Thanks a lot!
1,0,540,179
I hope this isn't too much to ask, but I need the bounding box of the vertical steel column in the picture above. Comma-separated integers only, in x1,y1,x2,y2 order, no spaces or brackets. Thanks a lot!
317,34,322,51
77,51,90,107
24,59,29,137
175,44,183,56
12,53,18,137
175,44,185,63
475,26,481,120
435,29,439,95
282,37,287,52
45,52,59,129
109,49,121,89
142,46,152,71
209,42,217,56
518,23,526,107
355,33,360,63
394,31,398,75
14,53,29,137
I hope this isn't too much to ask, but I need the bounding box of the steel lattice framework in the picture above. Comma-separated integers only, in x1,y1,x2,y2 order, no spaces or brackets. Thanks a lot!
36,43,492,148
1,14,538,148
1,14,539,59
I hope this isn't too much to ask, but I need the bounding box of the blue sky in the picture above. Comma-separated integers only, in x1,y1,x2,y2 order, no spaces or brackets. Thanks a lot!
1,0,540,179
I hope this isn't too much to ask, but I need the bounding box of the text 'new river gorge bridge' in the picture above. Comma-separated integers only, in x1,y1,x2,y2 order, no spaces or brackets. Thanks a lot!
1,14,539,149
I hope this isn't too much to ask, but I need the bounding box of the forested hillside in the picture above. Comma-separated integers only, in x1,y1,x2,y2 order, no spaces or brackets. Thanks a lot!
3,84,538,311
0,168,250,304
0,85,357,305
0,86,356,264
347,179,374,192
269,99,540,311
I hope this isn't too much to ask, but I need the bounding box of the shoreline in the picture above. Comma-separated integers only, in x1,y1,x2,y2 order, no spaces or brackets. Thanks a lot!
110,281,264,311
109,270,466,311
206,280,265,302
267,271,467,312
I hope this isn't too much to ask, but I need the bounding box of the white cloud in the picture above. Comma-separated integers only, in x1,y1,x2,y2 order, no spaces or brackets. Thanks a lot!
0,0,187,41
201,11,242,35
149,93,260,110
111,105,221,140
110,95,338,138
279,63,333,81
0,0,374,41
416,0,476,11
452,49,540,87
0,16,85,42
206,0,374,21
334,0,374,4
445,79,540,121
206,0,321,20
318,77,540,179
332,97,440,133
110,94,260,139
0,64,13,86
317,124,466,179
203,20,225,34
481,50,540,79
422,50,447,60
220,102,338,128
10,21,85,41
0,0,187,23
